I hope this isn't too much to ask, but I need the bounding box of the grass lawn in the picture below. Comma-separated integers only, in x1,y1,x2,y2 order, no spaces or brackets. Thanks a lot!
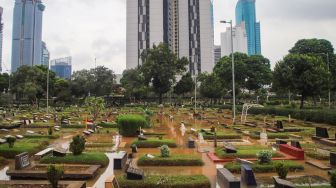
117,174,211,188
0,138,49,158
40,152,109,167
201,132,241,139
137,154,204,166
225,160,304,173
132,138,177,148
215,146,283,159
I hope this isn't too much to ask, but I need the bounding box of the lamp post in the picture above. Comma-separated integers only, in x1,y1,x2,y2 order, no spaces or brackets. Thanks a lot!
193,75,197,113
47,61,50,114
220,20,236,124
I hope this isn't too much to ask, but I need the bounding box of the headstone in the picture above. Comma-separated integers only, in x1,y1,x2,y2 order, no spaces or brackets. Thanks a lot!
276,121,284,130
217,168,240,188
316,127,329,138
16,135,24,139
83,131,91,136
291,140,302,149
273,177,295,188
241,164,257,186
113,151,127,170
0,139,6,144
15,152,30,170
53,147,67,157
88,129,95,133
330,152,336,166
276,139,288,145
126,167,144,180
131,144,138,153
187,137,195,148
0,129,9,132
138,135,147,141
224,145,237,154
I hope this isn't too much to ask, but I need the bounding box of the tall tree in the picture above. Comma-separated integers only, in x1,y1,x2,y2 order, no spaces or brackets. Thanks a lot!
54,78,72,104
174,73,194,97
199,73,223,103
273,54,329,108
120,68,148,99
140,43,188,103
0,73,10,93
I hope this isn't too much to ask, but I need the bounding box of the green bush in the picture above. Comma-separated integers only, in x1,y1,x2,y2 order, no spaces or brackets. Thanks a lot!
132,138,177,148
331,171,336,188
69,135,86,155
160,145,170,157
117,115,148,136
6,137,16,148
201,132,241,140
47,165,64,188
215,146,282,159
97,122,118,128
48,127,53,136
224,161,304,173
41,152,109,167
257,150,273,164
275,161,289,179
117,174,211,188
138,154,204,166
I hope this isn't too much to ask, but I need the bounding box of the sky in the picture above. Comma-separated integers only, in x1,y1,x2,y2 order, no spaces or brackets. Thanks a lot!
1,0,336,74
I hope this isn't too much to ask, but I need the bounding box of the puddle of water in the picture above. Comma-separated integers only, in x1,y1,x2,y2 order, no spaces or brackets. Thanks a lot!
0,166,10,181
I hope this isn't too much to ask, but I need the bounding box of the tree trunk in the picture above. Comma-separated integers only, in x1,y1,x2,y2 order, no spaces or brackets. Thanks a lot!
312,96,317,106
159,93,163,104
300,94,305,109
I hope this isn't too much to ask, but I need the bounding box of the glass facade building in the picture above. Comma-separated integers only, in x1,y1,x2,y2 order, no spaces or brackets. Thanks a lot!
50,57,72,80
11,0,45,72
236,0,261,55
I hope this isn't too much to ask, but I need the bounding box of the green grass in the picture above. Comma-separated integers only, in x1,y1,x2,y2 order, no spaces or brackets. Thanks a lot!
201,132,241,139
117,174,211,188
137,154,204,166
250,132,290,139
132,138,177,148
85,143,115,148
24,134,60,139
0,138,49,158
225,160,304,173
96,122,118,128
40,152,109,167
215,146,283,159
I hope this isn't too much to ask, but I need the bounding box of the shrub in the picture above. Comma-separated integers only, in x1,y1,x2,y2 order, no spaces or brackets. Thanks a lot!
138,154,204,166
69,135,86,155
225,161,303,173
47,165,64,188
96,122,118,128
117,174,211,188
6,137,16,148
117,115,148,136
257,150,273,164
48,127,53,136
160,145,170,157
132,138,177,148
275,161,289,179
41,152,109,167
331,171,336,188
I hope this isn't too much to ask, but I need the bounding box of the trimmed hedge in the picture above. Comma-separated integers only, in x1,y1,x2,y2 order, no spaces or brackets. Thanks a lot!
215,146,283,159
0,139,49,158
225,160,304,173
96,122,118,128
138,154,204,166
201,132,241,140
117,174,211,188
40,152,109,167
117,115,149,136
132,138,177,148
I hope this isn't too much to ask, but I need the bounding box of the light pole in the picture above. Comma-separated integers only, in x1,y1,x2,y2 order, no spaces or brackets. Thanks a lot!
47,61,50,114
193,75,197,113
220,20,236,124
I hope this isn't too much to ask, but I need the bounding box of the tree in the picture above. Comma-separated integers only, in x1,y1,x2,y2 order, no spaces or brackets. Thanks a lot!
69,135,86,155
6,136,16,148
174,73,194,97
140,43,188,103
199,73,223,103
120,68,148,99
273,54,329,108
84,97,105,121
47,165,64,188
0,73,10,93
54,78,72,104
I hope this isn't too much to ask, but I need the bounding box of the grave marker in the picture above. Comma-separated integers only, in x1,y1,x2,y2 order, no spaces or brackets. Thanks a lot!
316,127,329,138
241,164,257,186
330,152,336,166
217,168,240,188
290,140,302,149
15,152,30,170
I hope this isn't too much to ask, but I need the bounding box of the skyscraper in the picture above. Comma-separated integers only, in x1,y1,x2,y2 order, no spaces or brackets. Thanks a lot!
126,0,214,75
0,7,3,72
11,0,45,72
236,0,261,55
221,22,248,56
50,57,72,80
41,41,50,67
214,45,221,64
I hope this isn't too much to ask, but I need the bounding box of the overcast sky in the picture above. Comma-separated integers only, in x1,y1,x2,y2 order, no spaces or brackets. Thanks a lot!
1,0,336,74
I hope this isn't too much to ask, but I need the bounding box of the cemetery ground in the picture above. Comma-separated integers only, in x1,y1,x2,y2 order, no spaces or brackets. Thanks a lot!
0,106,335,187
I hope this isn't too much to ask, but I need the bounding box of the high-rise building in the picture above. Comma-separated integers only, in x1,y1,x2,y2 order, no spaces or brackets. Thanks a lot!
41,41,49,67
214,45,221,64
221,22,248,56
50,57,72,80
0,7,3,72
11,0,45,72
126,0,214,75
236,0,261,55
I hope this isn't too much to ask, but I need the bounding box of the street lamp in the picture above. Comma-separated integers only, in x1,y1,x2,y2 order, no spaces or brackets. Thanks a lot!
220,20,236,124
193,75,197,113
47,61,50,114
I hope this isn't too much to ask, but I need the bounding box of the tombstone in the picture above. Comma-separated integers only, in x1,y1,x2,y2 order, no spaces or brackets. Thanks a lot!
131,144,138,153
88,129,95,133
187,137,195,148
138,135,147,141
15,152,30,170
53,148,67,157
316,127,329,138
224,145,237,154
276,139,288,145
113,151,128,170
0,139,6,144
126,167,144,180
276,121,284,130
83,131,91,136
241,164,257,186
273,177,295,188
124,159,132,172
330,152,336,166
290,140,302,149
217,168,240,188
16,135,24,139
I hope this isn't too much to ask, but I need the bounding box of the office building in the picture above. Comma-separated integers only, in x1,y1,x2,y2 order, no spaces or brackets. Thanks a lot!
41,41,49,67
11,0,45,72
126,0,214,75
236,0,261,55
214,45,221,64
0,7,3,72
50,57,72,80
221,22,248,56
